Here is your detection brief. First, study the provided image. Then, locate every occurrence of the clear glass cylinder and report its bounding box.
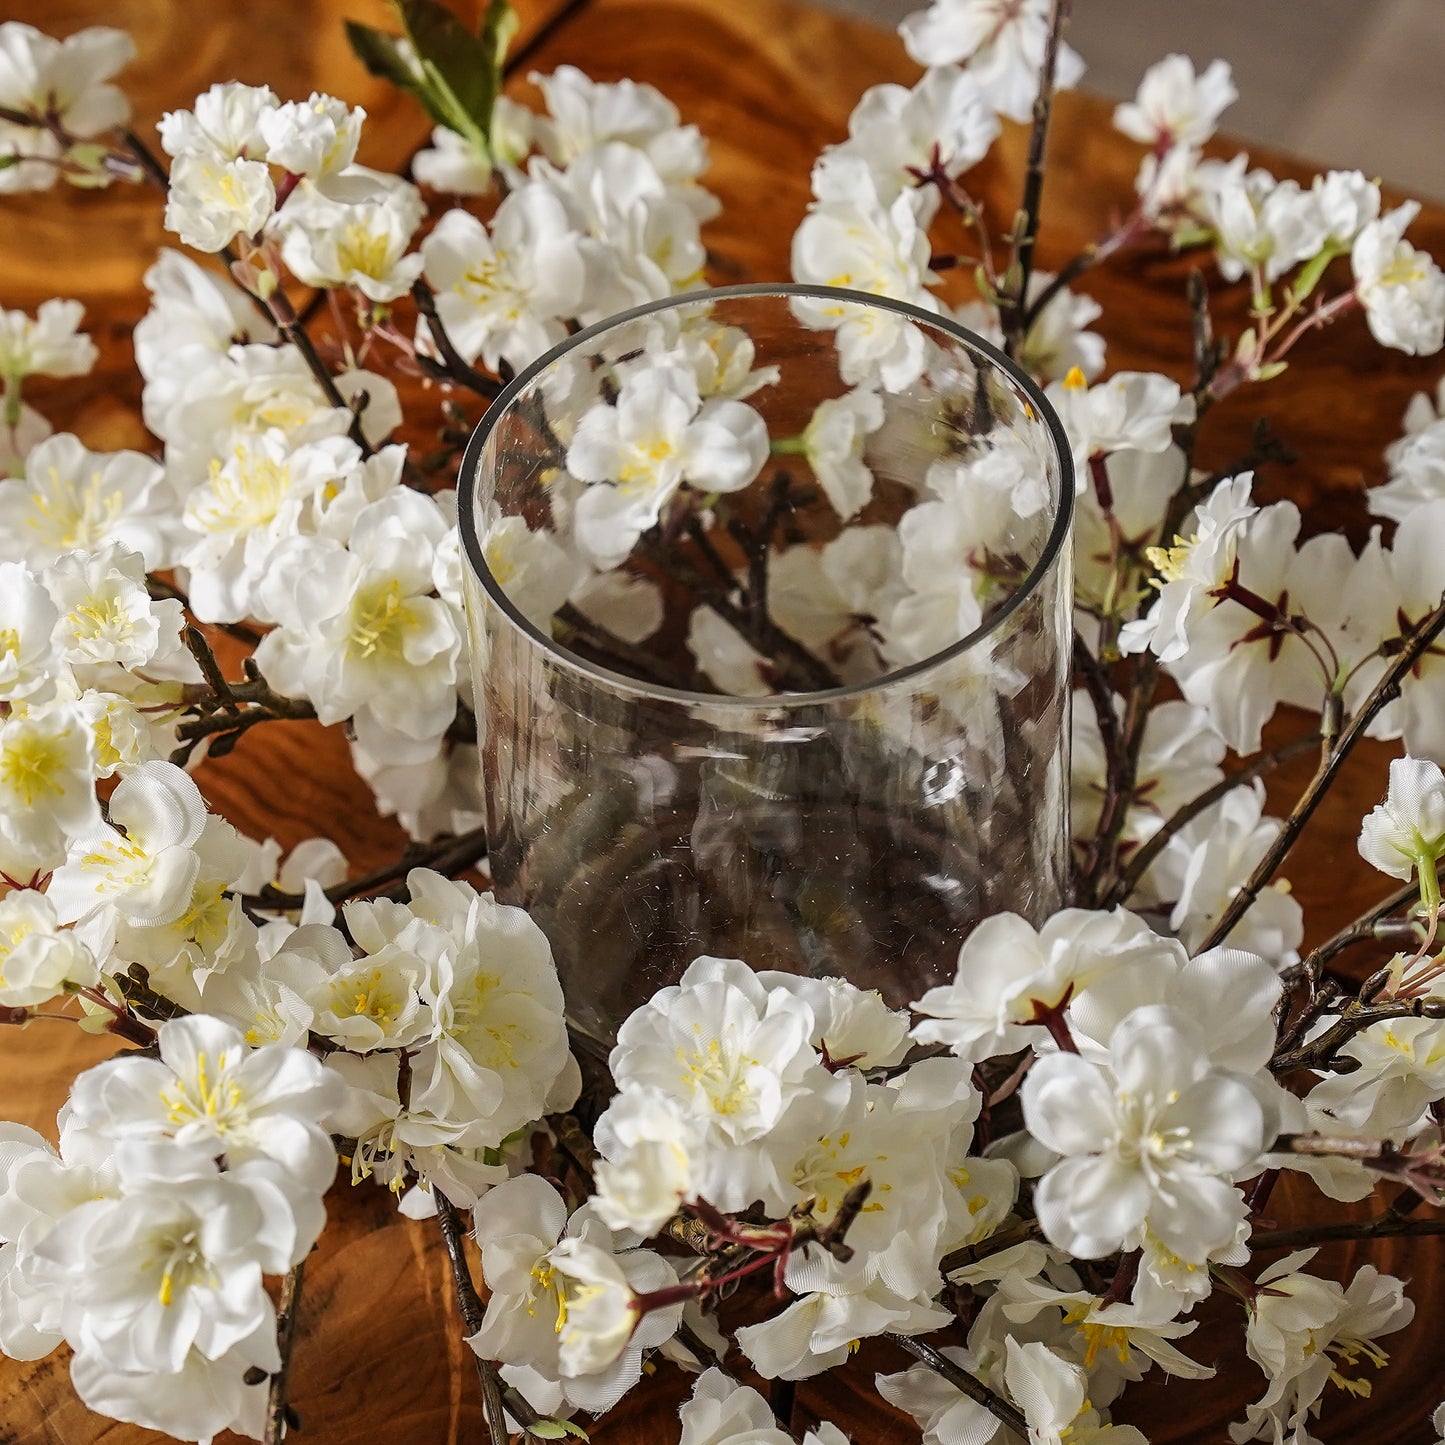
[459,285,1073,1049]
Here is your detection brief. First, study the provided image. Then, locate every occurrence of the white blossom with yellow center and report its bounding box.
[66,1013,342,1194]
[253,487,460,752]
[0,888,97,1007]
[0,701,99,878]
[1118,472,1258,663]
[567,362,768,570]
[468,1177,681,1414]
[0,432,174,570]
[47,759,205,929]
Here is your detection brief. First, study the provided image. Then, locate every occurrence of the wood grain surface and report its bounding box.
[3,0,1443,1441]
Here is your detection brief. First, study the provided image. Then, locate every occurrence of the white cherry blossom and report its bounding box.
[898,0,1085,123]
[1047,367,1193,473]
[0,701,100,880]
[1205,161,1327,285]
[1232,1253,1413,1445]
[68,1014,341,1193]
[799,388,885,519]
[1358,756,1445,892]
[814,65,998,204]
[0,561,63,704]
[1023,1004,1268,1260]
[47,759,206,928]
[254,489,460,749]
[469,1176,681,1414]
[0,890,97,1007]
[1147,782,1304,961]
[913,907,1180,1061]
[791,178,939,391]
[256,93,363,177]
[420,191,592,374]
[0,24,134,191]
[0,431,176,570]
[1352,201,1445,355]
[1118,472,1258,662]
[179,429,361,624]
[531,64,714,215]
[567,363,767,568]
[1313,169,1381,248]
[277,172,425,302]
[0,300,97,384]
[1114,55,1236,150]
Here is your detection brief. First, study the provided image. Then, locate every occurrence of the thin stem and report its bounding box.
[1196,592,1445,952]
[435,1192,510,1445]
[554,602,682,688]
[1251,1214,1445,1252]
[411,279,503,400]
[938,1218,1043,1277]
[885,1333,1028,1438]
[1105,730,1323,906]
[263,1261,305,1445]
[243,824,488,912]
[1272,995,1445,1076]
[1073,632,1124,904]
[1001,0,1073,356]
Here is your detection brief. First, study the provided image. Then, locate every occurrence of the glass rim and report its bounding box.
[457,281,1075,709]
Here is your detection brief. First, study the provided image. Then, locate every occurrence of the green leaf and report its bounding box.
[345,21,426,96]
[397,0,492,148]
[1255,360,1289,382]
[476,0,519,138]
[1289,244,1342,306]
[527,1421,590,1440]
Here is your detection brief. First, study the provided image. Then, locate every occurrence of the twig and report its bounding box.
[412,279,503,400]
[554,602,680,688]
[1271,996,1445,1076]
[1105,730,1323,906]
[937,1218,1043,1277]
[641,537,842,692]
[263,1261,305,1445]
[1073,632,1123,904]
[1250,1214,1445,1252]
[547,1113,599,1185]
[435,1192,510,1445]
[1197,592,1445,952]
[242,824,488,912]
[1000,0,1073,356]
[885,1333,1029,1437]
[1274,881,1420,1053]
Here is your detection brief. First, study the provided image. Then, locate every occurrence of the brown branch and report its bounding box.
[885,1333,1029,1438]
[1250,1214,1445,1253]
[547,1113,599,1185]
[938,1218,1043,1277]
[1105,730,1323,906]
[642,537,842,692]
[242,824,488,912]
[435,1191,510,1445]
[1000,0,1073,356]
[1274,881,1421,1054]
[1073,632,1123,904]
[1197,593,1445,952]
[411,279,503,400]
[1271,995,1445,1076]
[263,1261,305,1445]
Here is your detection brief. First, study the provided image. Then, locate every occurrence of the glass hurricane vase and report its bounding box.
[459,284,1074,1051]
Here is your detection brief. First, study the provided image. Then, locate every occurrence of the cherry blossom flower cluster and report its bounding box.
[7,1,1445,1444]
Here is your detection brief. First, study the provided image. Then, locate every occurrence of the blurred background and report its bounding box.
[814,0,1445,202]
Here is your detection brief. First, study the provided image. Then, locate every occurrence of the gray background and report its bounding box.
[814,0,1445,201]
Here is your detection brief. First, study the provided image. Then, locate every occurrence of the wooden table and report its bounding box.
[5,1,1444,1440]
